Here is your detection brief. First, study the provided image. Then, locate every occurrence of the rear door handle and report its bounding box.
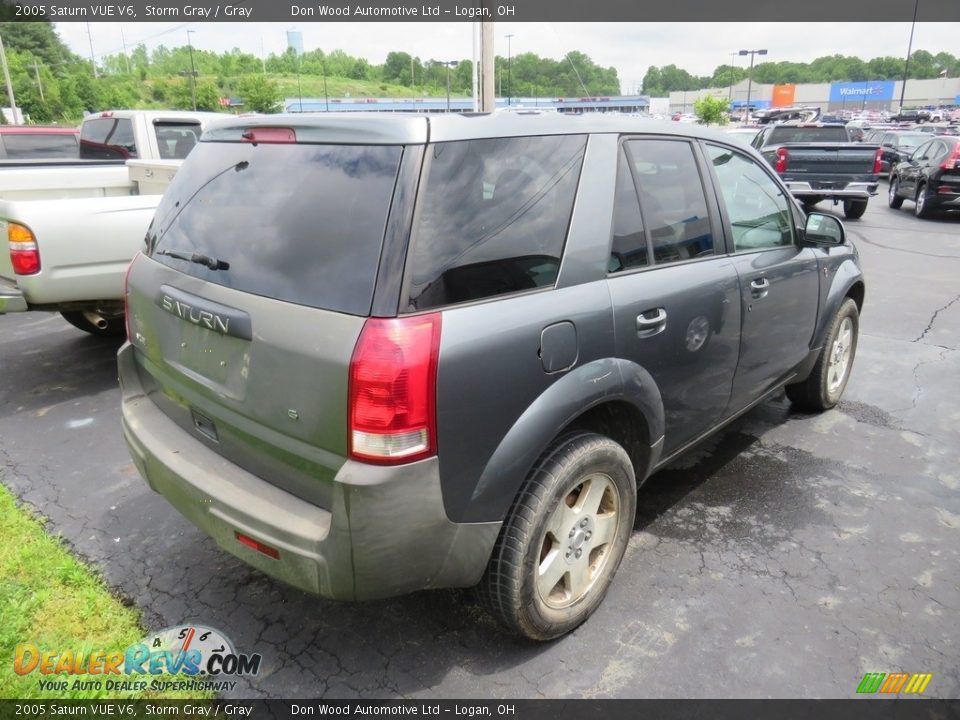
[751,277,770,299]
[636,308,667,338]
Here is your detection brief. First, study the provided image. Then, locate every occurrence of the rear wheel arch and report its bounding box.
[466,358,664,524]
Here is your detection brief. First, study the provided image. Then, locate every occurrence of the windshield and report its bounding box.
[149,141,403,316]
[768,126,849,144]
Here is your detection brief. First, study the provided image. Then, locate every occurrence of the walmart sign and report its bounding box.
[829,81,896,103]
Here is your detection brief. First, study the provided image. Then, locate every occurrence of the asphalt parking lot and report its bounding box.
[1,196,958,699]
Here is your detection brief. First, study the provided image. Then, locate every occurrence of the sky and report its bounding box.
[54,22,960,94]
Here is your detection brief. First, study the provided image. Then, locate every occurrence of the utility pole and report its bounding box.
[505,33,514,107]
[323,63,329,112]
[120,27,131,74]
[31,62,44,103]
[186,30,198,111]
[410,55,415,89]
[86,22,98,78]
[443,60,458,112]
[898,0,919,114]
[479,21,495,112]
[471,23,479,111]
[0,33,19,124]
[728,52,737,102]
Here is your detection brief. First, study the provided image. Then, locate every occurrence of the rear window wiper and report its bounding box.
[156,249,230,271]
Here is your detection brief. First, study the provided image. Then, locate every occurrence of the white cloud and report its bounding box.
[55,21,960,94]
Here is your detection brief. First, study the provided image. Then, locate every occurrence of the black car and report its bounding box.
[895,108,931,123]
[888,135,960,218]
[877,131,929,179]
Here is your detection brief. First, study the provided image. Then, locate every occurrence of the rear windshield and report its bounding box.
[148,141,402,316]
[768,126,849,144]
[893,133,929,149]
[154,121,202,159]
[2,133,78,159]
[80,117,138,159]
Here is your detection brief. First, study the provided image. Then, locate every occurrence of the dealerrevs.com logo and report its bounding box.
[13,625,261,694]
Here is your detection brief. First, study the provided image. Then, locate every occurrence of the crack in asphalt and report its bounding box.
[913,293,960,345]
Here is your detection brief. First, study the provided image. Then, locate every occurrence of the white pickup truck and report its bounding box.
[0,109,225,335]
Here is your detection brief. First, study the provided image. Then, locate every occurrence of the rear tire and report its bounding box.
[888,177,904,209]
[475,432,637,641]
[843,199,868,219]
[915,183,933,219]
[60,311,125,337]
[786,298,859,412]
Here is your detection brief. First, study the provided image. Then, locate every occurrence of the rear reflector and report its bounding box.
[348,313,442,465]
[124,253,138,342]
[235,532,280,559]
[241,127,297,144]
[8,222,40,275]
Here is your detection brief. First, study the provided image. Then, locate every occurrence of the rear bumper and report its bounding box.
[0,276,27,313]
[784,181,878,200]
[118,342,500,600]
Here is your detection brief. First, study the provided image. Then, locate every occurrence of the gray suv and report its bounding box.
[119,114,864,640]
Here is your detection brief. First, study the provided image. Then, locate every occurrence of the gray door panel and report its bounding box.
[608,261,741,453]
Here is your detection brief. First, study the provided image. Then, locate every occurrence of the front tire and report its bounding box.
[915,183,933,218]
[60,311,125,337]
[476,433,637,641]
[888,177,904,209]
[786,298,859,411]
[843,199,868,219]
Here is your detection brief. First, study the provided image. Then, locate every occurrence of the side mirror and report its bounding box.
[804,213,845,246]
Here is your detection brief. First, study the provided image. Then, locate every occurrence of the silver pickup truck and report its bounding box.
[752,123,882,219]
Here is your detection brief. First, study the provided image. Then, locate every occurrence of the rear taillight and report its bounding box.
[348,313,442,465]
[939,144,960,170]
[8,222,40,275]
[775,147,789,173]
[873,148,883,175]
[123,253,137,342]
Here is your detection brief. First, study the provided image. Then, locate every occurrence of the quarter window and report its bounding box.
[625,139,715,264]
[403,134,587,311]
[706,144,794,252]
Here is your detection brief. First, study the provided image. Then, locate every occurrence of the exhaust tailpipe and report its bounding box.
[82,311,109,330]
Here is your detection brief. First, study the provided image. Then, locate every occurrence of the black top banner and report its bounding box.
[2,0,960,22]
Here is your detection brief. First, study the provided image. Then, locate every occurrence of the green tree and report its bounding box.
[694,95,729,125]
[238,74,281,113]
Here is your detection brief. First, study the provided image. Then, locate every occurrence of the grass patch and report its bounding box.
[0,482,213,700]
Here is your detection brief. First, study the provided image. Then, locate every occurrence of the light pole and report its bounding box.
[186,30,198,111]
[443,61,458,112]
[738,48,767,121]
[898,0,919,116]
[505,33,514,107]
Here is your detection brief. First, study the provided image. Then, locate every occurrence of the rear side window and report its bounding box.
[80,117,138,159]
[625,139,715,264]
[768,126,848,144]
[2,133,78,159]
[403,134,587,311]
[149,142,402,316]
